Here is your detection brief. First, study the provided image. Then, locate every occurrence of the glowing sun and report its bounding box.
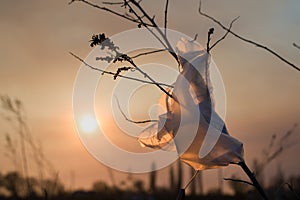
[79,115,98,133]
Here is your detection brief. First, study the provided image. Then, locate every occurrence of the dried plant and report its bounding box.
[69,1,300,200]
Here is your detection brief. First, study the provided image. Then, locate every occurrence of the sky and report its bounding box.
[0,0,300,194]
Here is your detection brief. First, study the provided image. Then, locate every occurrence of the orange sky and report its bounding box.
[0,0,300,193]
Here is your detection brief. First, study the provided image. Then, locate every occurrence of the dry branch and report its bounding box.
[69,0,153,26]
[210,16,239,51]
[293,43,300,50]
[128,0,178,63]
[69,52,173,88]
[122,1,169,50]
[199,1,300,72]
[115,97,158,124]
[164,0,169,36]
[131,49,167,59]
[206,28,214,53]
[224,178,254,186]
[70,0,179,64]
[127,57,174,98]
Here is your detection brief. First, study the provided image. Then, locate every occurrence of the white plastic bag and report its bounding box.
[138,38,243,170]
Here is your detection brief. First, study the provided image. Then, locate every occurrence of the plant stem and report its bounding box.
[184,170,199,190]
[238,161,268,200]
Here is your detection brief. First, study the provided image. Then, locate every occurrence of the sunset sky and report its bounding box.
[0,0,300,193]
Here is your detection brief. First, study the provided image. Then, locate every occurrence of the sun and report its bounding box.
[79,115,98,133]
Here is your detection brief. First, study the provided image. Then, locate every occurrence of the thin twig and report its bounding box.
[199,1,300,72]
[88,33,175,98]
[114,66,132,80]
[124,1,168,50]
[206,28,214,53]
[210,16,240,51]
[192,33,198,42]
[164,0,169,36]
[293,43,300,50]
[102,1,124,5]
[224,178,254,186]
[69,52,173,88]
[89,33,174,99]
[127,58,174,99]
[72,0,180,68]
[131,49,167,59]
[129,0,179,63]
[184,170,199,190]
[69,0,153,26]
[115,97,158,124]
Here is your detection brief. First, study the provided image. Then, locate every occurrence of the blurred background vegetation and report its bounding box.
[0,96,299,200]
